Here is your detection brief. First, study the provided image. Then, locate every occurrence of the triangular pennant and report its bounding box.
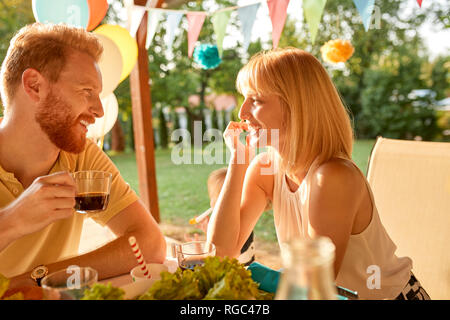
[303,0,327,44]
[165,12,184,51]
[211,9,233,57]
[417,0,423,7]
[237,2,261,52]
[267,0,290,49]
[146,9,163,49]
[186,12,207,58]
[353,0,375,32]
[129,6,146,38]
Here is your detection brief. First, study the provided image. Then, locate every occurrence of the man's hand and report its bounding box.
[3,171,76,240]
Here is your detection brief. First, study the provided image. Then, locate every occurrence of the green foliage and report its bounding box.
[358,65,440,140]
[429,56,450,100]
[158,107,169,148]
[210,108,219,130]
[81,282,125,300]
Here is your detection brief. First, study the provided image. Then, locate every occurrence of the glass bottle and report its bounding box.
[275,236,338,300]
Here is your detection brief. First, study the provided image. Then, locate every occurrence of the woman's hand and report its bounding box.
[223,121,255,165]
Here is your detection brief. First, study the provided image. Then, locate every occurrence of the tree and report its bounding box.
[158,106,168,148]
[276,0,448,140]
[210,107,219,130]
[429,56,450,100]
[0,0,35,114]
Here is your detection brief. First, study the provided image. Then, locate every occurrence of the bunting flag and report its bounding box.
[128,0,402,60]
[186,12,207,58]
[165,12,184,51]
[353,0,375,32]
[237,2,261,52]
[211,9,233,57]
[267,0,290,48]
[145,9,163,49]
[417,0,423,7]
[129,5,146,37]
[303,0,327,44]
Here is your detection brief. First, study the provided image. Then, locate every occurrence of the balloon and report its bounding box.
[87,0,109,31]
[93,24,138,83]
[32,0,89,28]
[94,34,123,99]
[87,93,119,139]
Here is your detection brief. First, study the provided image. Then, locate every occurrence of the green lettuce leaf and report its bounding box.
[81,282,125,300]
[138,256,274,300]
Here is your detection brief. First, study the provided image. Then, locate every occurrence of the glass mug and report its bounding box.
[72,171,112,214]
[174,241,216,271]
[41,266,98,300]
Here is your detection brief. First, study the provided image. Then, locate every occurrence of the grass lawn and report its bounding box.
[108,140,376,242]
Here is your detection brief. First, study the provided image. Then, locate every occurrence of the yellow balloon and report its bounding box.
[94,34,123,99]
[94,24,138,83]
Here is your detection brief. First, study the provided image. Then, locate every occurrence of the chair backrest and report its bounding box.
[367,137,450,299]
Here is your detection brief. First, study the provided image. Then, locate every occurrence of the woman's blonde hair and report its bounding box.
[1,23,103,110]
[236,47,354,175]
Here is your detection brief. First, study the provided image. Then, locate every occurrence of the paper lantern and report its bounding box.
[32,0,89,28]
[320,39,355,64]
[87,0,109,31]
[94,34,123,99]
[93,24,138,83]
[87,93,119,139]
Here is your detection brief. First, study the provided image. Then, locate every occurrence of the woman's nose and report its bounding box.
[238,98,252,120]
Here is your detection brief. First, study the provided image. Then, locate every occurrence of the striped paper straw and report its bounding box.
[128,236,152,279]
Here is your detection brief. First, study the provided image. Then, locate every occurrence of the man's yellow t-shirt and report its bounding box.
[0,139,139,278]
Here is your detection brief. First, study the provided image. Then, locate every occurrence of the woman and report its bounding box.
[206,47,429,300]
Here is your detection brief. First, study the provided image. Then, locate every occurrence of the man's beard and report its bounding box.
[35,89,87,154]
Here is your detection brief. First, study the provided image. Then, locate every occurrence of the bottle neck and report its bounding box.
[285,256,337,300]
[276,237,337,300]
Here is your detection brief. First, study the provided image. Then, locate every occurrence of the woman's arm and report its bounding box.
[207,153,269,258]
[207,122,269,258]
[307,159,366,277]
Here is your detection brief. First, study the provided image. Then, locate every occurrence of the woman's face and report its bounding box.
[238,90,285,150]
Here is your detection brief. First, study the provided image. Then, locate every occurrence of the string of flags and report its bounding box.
[127,0,426,57]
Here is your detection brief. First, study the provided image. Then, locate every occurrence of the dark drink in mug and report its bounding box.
[75,192,110,212]
[72,171,112,214]
[179,259,206,271]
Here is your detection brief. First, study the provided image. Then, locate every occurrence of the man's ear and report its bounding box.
[22,68,49,102]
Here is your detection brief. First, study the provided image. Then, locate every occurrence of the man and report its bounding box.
[0,23,166,288]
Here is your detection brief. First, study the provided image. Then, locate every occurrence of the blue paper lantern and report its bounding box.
[193,44,222,70]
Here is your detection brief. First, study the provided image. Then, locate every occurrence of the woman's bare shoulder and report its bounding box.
[312,158,365,191]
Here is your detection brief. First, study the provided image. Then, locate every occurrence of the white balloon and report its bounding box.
[94,34,123,99]
[87,93,119,139]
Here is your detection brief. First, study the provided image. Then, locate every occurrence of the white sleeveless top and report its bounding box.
[271,154,413,299]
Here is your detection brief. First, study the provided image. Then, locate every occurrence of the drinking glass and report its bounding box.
[72,171,112,213]
[175,241,216,271]
[41,266,98,300]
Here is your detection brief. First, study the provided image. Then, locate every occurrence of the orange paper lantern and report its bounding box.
[87,0,109,31]
[320,39,355,64]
